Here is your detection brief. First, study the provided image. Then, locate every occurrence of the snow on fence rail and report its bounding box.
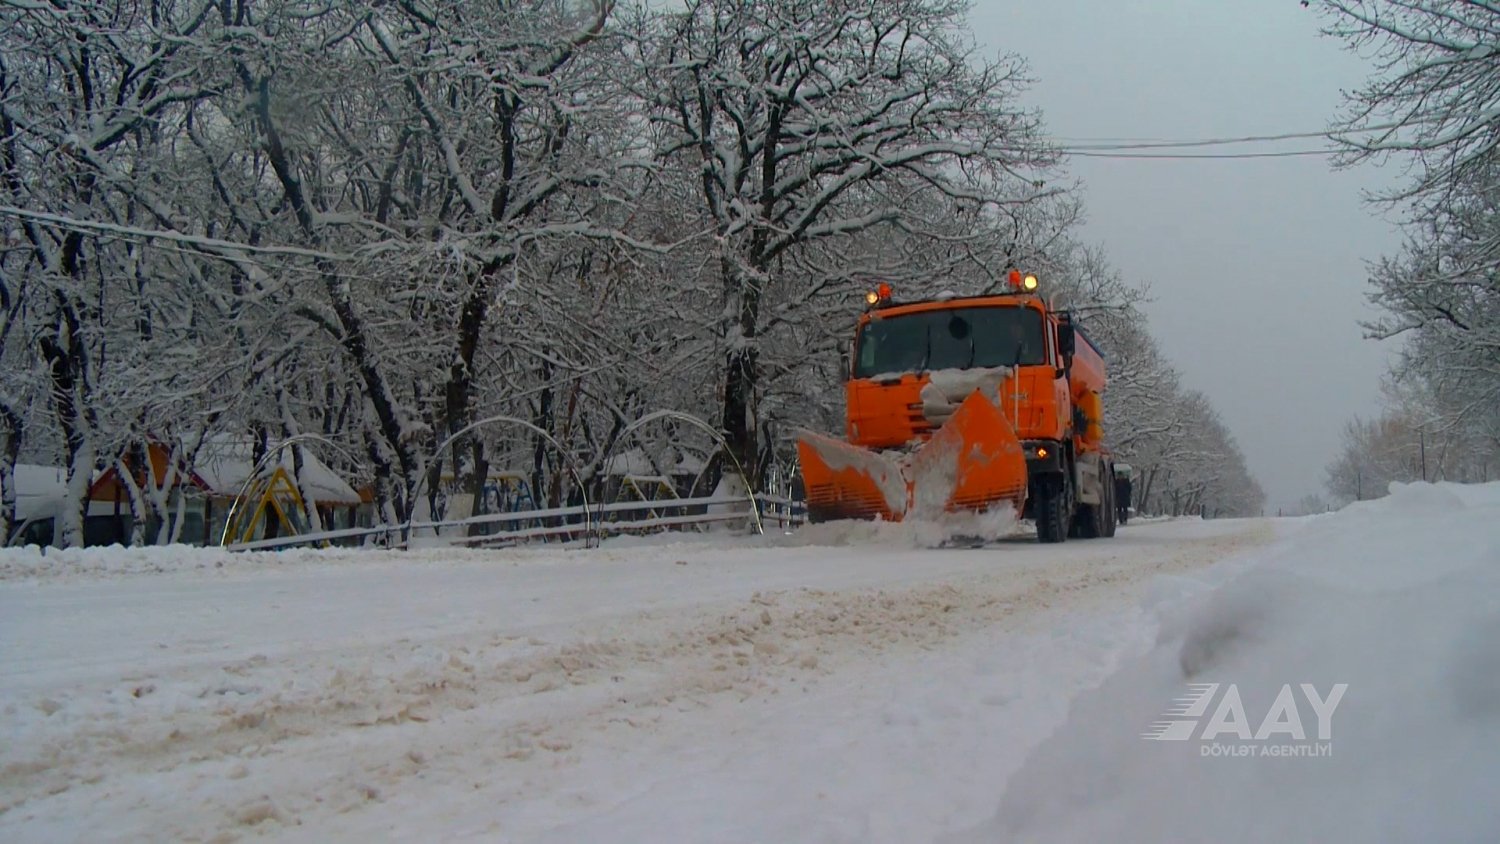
[226,494,806,552]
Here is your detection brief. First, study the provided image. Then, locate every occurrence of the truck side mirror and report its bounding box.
[1057,323,1076,358]
[839,348,851,383]
[1054,318,1076,379]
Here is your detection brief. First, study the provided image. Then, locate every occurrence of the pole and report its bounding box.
[1420,428,1427,482]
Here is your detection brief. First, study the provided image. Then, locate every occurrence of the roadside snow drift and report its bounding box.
[954,481,1500,844]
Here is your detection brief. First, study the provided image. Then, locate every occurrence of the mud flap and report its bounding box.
[797,390,1028,523]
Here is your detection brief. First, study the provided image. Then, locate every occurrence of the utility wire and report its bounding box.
[0,120,1393,261]
[1049,118,1413,150]
[0,205,355,261]
[1061,148,1334,160]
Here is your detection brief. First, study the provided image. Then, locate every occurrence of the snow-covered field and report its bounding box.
[3,484,1496,842]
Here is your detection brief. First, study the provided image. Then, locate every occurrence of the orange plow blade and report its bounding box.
[797,390,1029,523]
[797,431,908,522]
[910,389,1028,517]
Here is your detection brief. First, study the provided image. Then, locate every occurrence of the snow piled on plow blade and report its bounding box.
[914,385,1027,514]
[795,431,909,520]
[797,383,1027,525]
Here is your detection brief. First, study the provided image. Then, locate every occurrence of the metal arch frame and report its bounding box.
[218,432,366,548]
[599,409,764,536]
[403,414,597,548]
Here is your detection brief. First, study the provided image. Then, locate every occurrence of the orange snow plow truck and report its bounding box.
[796,271,1118,542]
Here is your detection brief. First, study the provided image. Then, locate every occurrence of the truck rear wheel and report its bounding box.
[1035,478,1070,544]
[1073,499,1108,539]
[1069,454,1110,539]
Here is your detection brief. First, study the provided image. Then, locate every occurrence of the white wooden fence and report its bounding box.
[226,493,806,552]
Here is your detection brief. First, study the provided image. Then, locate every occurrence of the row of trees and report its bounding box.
[0,0,1262,547]
[1325,383,1500,503]
[1053,246,1263,518]
[1315,0,1500,503]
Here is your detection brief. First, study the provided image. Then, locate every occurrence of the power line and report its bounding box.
[1049,118,1415,151]
[0,205,452,291]
[0,205,356,261]
[1061,132,1335,150]
[0,125,1368,269]
[1061,148,1334,160]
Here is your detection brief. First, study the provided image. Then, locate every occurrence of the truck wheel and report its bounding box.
[1077,497,1108,539]
[1073,503,1097,538]
[1036,480,1070,544]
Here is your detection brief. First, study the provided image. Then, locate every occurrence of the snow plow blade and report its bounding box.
[915,388,1028,515]
[798,390,1028,523]
[797,431,907,522]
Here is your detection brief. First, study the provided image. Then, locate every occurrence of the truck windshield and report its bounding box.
[854,305,1046,378]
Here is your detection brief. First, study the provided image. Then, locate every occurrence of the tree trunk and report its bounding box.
[291,442,324,535]
[40,290,95,549]
[720,258,765,490]
[444,259,505,523]
[117,448,149,547]
[281,389,323,535]
[247,70,418,517]
[57,440,95,549]
[151,444,185,546]
[534,357,558,508]
[0,404,19,545]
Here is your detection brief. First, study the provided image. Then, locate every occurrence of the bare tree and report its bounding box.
[1317,0,1500,456]
[633,0,1058,483]
[0,0,1268,545]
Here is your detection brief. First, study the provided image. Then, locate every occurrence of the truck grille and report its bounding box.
[906,402,931,433]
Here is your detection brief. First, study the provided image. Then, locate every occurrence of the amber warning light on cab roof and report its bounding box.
[866,272,1038,308]
[1007,269,1039,292]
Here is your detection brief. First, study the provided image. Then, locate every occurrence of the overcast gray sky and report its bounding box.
[968,0,1404,513]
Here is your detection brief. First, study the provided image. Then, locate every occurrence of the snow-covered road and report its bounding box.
[1,517,1272,842]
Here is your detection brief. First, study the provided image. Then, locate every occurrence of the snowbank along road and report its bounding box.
[1,516,1273,842]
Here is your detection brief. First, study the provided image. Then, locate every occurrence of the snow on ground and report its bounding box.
[1,514,1269,842]
[17,483,1494,843]
[10,484,1495,844]
[953,481,1500,844]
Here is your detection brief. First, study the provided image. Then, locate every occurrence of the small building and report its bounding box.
[6,464,68,546]
[87,437,362,546]
[603,448,711,500]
